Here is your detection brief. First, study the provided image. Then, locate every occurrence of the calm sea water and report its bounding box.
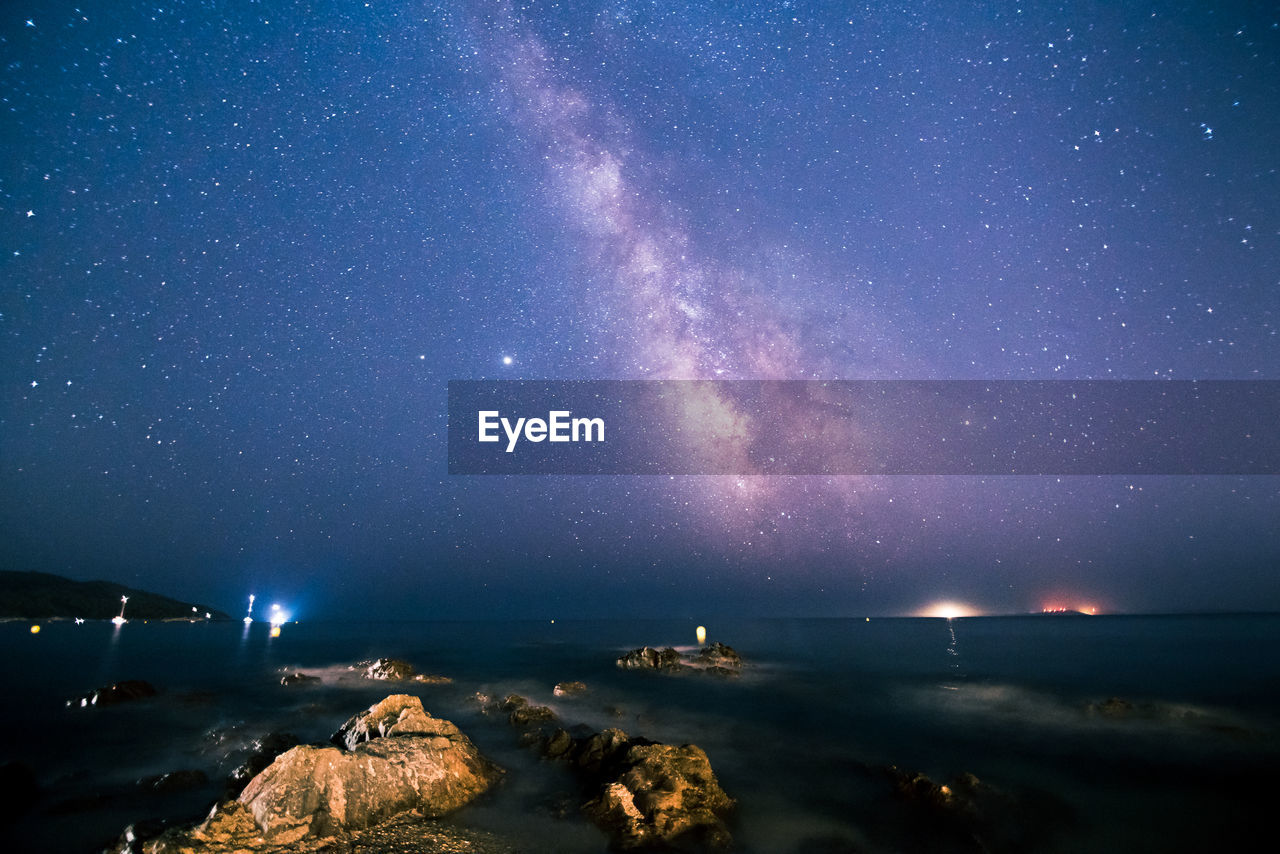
[1,615,1276,852]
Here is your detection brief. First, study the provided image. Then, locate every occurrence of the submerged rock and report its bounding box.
[279,671,319,687]
[554,680,589,697]
[66,679,157,708]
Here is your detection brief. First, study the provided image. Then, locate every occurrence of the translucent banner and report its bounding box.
[447,380,1280,475]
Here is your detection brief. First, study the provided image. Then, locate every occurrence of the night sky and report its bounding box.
[3,2,1278,619]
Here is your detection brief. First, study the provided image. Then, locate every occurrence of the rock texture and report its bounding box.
[582,741,734,849]
[112,696,503,853]
[237,735,500,843]
[355,658,417,681]
[332,693,461,750]
[502,709,734,850]
[349,658,452,684]
[279,671,319,687]
[553,680,589,697]
[616,643,743,676]
[616,646,685,671]
[225,732,301,797]
[112,803,518,854]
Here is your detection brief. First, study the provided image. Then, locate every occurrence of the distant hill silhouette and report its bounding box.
[0,571,230,620]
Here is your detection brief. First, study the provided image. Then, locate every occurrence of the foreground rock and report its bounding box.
[582,739,734,849]
[66,679,158,708]
[113,805,518,853]
[114,696,503,852]
[616,643,743,676]
[225,732,301,797]
[495,700,734,850]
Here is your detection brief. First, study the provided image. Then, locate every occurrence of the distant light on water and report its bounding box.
[920,601,978,619]
[270,625,282,638]
[269,603,291,627]
[29,625,40,634]
[696,625,707,644]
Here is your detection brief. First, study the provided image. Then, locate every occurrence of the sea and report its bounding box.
[1,615,1276,853]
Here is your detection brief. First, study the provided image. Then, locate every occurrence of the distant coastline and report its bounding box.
[0,570,230,621]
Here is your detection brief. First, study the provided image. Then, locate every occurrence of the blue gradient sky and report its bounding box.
[3,2,1278,618]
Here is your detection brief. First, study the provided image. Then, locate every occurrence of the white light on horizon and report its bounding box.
[920,601,978,620]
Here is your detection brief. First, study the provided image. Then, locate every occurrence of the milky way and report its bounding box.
[2,2,1278,617]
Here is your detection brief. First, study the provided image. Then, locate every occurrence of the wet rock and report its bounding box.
[695,642,742,670]
[66,679,157,708]
[354,657,417,681]
[332,694,461,751]
[238,731,502,842]
[412,673,453,684]
[226,732,301,797]
[280,671,319,687]
[616,643,744,675]
[554,680,589,697]
[486,693,558,729]
[139,769,209,794]
[582,740,734,849]
[543,728,575,759]
[115,803,519,853]
[616,646,685,671]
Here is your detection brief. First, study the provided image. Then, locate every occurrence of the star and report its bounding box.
[30,380,38,388]
[26,210,35,217]
[25,20,35,28]
[502,355,513,366]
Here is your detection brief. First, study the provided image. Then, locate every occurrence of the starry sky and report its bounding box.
[3,1,1278,619]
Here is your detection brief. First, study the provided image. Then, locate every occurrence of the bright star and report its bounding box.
[26,20,35,28]
[26,210,34,217]
[30,380,38,388]
[502,355,513,366]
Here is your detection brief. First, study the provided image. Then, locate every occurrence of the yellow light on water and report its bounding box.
[696,625,707,644]
[270,626,282,638]
[30,625,40,634]
[920,601,977,619]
